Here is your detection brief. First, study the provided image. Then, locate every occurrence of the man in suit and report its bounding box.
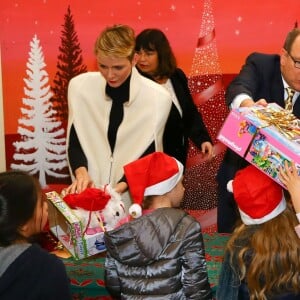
[217,27,300,233]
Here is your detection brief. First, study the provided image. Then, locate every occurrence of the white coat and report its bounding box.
[67,67,172,208]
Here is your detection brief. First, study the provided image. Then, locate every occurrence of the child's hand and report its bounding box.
[279,161,300,213]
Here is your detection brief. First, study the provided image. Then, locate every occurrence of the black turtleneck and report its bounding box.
[106,74,131,153]
[67,75,131,174]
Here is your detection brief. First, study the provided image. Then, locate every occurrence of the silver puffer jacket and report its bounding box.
[104,207,212,299]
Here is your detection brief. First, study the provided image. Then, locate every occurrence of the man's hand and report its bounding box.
[240,98,268,107]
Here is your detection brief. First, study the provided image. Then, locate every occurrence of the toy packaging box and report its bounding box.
[46,191,106,260]
[217,103,300,188]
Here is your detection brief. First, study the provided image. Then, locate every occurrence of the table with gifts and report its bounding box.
[45,180,229,299]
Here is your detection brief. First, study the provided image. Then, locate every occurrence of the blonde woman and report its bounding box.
[65,25,172,209]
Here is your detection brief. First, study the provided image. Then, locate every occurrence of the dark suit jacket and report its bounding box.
[164,68,212,165]
[223,52,300,169]
[217,52,300,232]
[226,52,300,116]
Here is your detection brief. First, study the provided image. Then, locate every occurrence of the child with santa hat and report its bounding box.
[217,165,300,300]
[104,151,212,299]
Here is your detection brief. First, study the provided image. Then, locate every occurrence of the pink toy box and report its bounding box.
[217,103,300,188]
[46,191,106,260]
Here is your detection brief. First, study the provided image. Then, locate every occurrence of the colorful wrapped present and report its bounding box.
[46,191,106,260]
[217,103,300,188]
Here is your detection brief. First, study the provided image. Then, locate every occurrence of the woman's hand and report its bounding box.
[201,141,214,160]
[62,167,94,195]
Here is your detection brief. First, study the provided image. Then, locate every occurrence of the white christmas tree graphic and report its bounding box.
[11,34,68,187]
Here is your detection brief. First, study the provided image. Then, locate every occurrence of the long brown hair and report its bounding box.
[226,202,300,299]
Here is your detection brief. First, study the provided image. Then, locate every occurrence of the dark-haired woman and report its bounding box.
[135,28,213,166]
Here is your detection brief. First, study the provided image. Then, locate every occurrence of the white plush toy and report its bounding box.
[63,185,128,234]
[101,185,127,231]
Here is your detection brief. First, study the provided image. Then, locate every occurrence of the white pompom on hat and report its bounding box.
[228,165,286,225]
[124,152,184,218]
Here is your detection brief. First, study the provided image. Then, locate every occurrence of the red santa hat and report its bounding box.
[227,165,286,225]
[124,152,184,218]
[63,187,111,211]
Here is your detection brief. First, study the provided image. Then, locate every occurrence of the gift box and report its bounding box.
[46,191,106,260]
[217,103,300,188]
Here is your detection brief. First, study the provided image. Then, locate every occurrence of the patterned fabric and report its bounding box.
[186,209,217,233]
[61,232,229,300]
[285,87,295,111]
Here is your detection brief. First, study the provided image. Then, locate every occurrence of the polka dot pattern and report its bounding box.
[181,0,229,210]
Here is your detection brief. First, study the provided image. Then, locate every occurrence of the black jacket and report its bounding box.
[0,243,71,300]
[226,52,300,113]
[164,68,212,165]
[223,52,300,168]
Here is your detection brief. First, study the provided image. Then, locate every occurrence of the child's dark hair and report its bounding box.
[142,195,153,209]
[0,170,41,246]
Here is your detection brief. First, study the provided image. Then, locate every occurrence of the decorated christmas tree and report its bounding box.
[183,0,229,212]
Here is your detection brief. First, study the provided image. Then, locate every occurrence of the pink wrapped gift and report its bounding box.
[217,103,300,188]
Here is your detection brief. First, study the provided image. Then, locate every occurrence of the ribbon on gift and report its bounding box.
[253,107,300,140]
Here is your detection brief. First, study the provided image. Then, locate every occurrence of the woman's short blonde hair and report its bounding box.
[94,24,135,60]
